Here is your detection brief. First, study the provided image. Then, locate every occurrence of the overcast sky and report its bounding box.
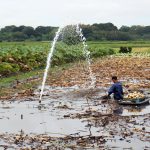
[0,0,150,28]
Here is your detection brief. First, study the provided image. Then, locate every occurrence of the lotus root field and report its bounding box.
[0,53,149,149]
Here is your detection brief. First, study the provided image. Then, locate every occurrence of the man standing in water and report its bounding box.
[108,76,123,100]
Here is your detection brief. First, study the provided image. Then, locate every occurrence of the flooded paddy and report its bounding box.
[0,86,149,149]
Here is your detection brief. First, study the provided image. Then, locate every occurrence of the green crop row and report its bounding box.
[0,42,115,76]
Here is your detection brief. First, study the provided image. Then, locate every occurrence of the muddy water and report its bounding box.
[0,101,87,136]
[0,86,149,149]
[0,87,106,136]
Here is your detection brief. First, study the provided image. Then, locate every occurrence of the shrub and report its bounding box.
[90,47,115,57]
[119,47,132,53]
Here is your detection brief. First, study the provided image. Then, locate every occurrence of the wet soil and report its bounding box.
[0,86,149,150]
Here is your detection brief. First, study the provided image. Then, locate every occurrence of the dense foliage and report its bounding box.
[0,42,114,76]
[1,23,150,41]
[0,25,57,42]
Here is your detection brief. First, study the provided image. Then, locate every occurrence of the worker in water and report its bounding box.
[108,76,124,100]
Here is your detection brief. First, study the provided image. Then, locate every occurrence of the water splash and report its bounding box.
[39,25,96,101]
[39,28,62,101]
[76,24,96,88]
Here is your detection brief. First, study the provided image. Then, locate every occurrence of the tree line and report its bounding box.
[0,23,150,41]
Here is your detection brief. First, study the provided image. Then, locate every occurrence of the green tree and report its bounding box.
[22,26,35,38]
[61,25,80,45]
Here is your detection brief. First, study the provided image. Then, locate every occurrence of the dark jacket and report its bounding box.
[108,82,123,100]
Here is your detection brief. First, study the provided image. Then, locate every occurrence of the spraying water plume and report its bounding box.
[39,25,96,102]
[76,24,96,87]
[39,28,62,102]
